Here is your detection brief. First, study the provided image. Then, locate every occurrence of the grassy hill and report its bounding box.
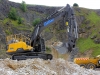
[75,7,100,57]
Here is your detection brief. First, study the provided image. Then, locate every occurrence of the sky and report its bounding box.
[9,0,100,9]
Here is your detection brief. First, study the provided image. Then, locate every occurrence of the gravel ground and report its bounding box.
[0,58,100,75]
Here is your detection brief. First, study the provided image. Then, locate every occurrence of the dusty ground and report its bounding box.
[0,58,100,75]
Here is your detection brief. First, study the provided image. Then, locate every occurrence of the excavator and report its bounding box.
[6,4,78,60]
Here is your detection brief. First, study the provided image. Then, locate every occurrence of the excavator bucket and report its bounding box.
[53,42,69,54]
[53,42,78,61]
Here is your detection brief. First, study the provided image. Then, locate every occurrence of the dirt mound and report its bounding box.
[0,58,100,75]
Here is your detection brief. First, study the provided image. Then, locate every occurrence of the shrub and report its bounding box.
[8,7,17,20]
[18,17,23,24]
[21,1,27,12]
[46,46,51,53]
[32,18,41,26]
[73,3,79,7]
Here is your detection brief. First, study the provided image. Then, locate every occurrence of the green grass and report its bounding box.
[75,10,100,57]
[74,7,88,16]
[3,18,31,31]
[3,18,10,24]
[56,30,66,33]
[3,18,23,26]
[92,47,100,57]
[18,27,30,31]
[45,28,50,32]
[87,11,100,25]
[5,30,12,35]
[12,20,23,27]
[77,38,100,55]
[85,11,100,38]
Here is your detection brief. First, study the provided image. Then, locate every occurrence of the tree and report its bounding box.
[8,7,17,20]
[21,1,27,12]
[32,18,41,26]
[73,3,79,7]
[18,17,23,24]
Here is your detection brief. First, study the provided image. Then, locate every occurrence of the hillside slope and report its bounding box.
[75,7,100,57]
[0,0,100,58]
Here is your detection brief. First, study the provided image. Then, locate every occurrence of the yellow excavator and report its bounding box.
[6,34,32,53]
[6,4,78,60]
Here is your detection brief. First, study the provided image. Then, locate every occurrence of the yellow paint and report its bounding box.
[66,22,68,26]
[7,41,33,53]
[74,57,100,66]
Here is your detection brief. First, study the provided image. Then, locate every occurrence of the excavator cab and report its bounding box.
[6,34,33,55]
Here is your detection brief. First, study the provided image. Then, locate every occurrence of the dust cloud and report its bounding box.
[0,58,100,75]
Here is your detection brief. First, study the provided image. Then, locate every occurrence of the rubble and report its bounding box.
[0,58,100,75]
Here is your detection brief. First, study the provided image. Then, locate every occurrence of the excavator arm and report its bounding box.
[31,4,78,53]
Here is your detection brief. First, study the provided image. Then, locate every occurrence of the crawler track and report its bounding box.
[11,52,53,60]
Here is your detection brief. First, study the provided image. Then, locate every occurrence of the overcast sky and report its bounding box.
[9,0,100,9]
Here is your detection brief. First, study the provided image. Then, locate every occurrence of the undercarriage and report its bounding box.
[11,52,53,60]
